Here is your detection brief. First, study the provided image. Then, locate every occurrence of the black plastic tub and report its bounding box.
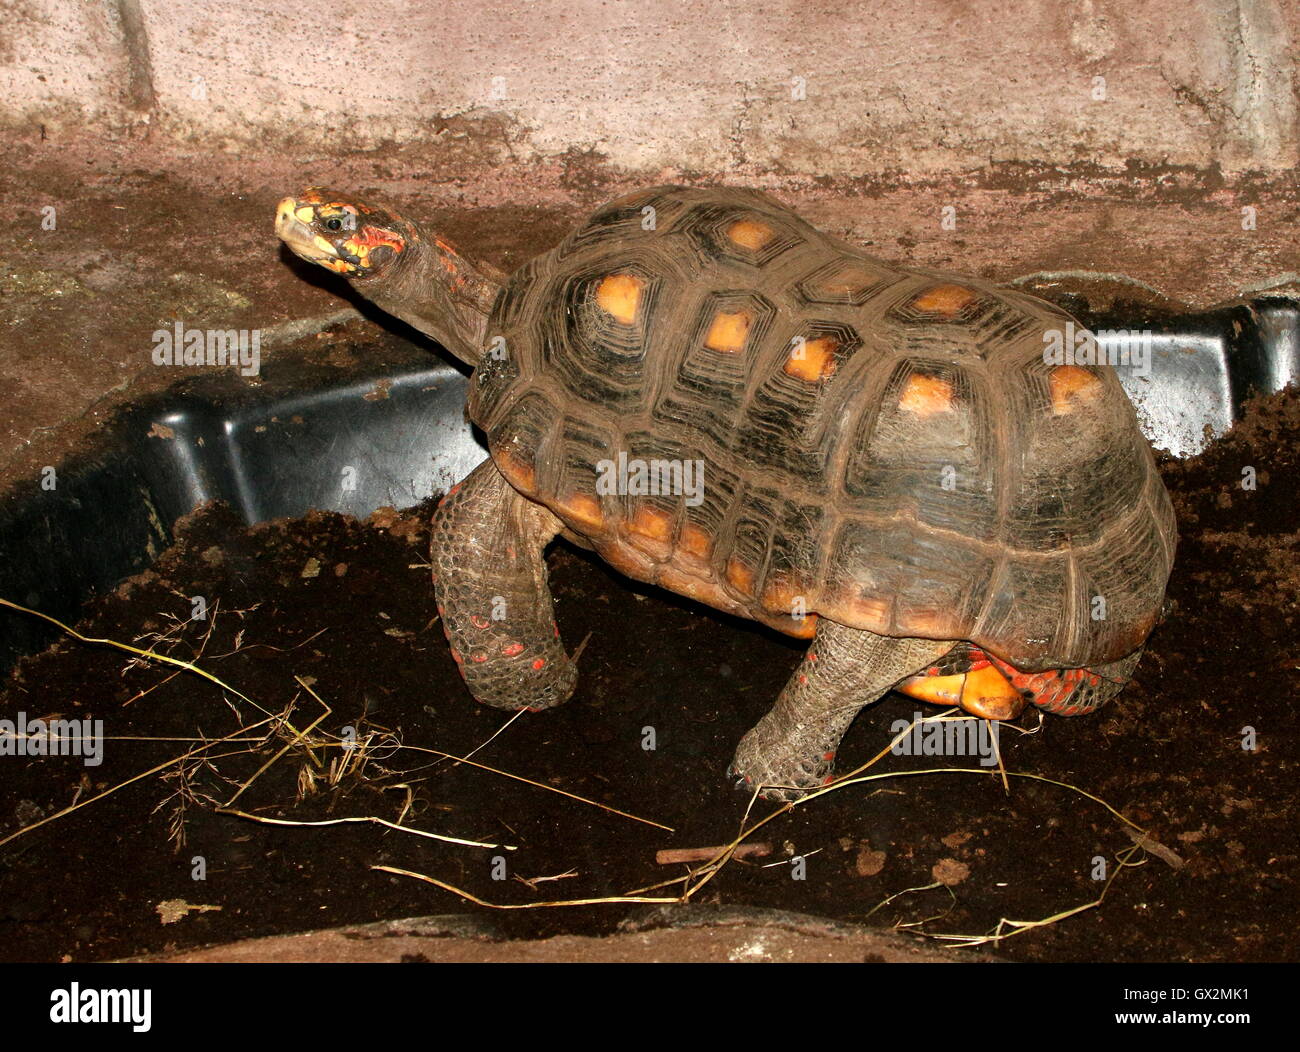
[1,297,1296,675]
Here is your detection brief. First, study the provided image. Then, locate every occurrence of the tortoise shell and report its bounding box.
[468,186,1175,671]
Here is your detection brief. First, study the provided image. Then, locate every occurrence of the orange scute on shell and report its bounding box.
[726,558,756,595]
[678,523,714,562]
[783,336,839,382]
[911,284,977,316]
[704,310,753,353]
[558,492,605,531]
[1050,365,1103,414]
[726,218,775,251]
[898,374,955,416]
[626,505,674,542]
[595,274,645,325]
[495,449,536,492]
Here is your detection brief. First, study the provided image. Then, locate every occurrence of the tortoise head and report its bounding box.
[275,187,412,281]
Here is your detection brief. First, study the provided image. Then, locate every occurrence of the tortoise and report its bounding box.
[275,184,1176,801]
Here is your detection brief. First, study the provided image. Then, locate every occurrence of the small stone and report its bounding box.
[932,858,970,886]
[854,842,887,877]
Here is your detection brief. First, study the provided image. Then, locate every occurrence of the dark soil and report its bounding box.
[1,388,1296,963]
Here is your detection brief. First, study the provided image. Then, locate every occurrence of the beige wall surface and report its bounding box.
[1,0,1297,173]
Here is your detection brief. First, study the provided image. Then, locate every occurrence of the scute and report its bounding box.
[468,186,1176,668]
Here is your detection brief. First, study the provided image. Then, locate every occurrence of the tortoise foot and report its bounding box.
[727,733,834,803]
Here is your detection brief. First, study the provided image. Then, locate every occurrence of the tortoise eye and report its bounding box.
[324,217,344,232]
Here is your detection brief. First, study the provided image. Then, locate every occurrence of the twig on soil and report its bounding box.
[656,843,771,865]
[0,713,280,849]
[863,881,947,921]
[1124,828,1185,869]
[388,710,1156,919]
[0,601,522,856]
[373,866,678,908]
[219,809,512,850]
[398,743,673,831]
[220,675,331,807]
[514,869,579,890]
[918,841,1149,947]
[0,597,263,712]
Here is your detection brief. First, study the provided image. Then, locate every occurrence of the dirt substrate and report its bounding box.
[0,388,1296,964]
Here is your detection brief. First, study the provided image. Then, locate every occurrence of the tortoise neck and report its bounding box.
[356,226,504,369]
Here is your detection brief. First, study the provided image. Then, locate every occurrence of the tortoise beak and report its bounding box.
[275,197,348,270]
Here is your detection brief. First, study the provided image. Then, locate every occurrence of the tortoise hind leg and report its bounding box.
[431,459,577,710]
[730,622,956,802]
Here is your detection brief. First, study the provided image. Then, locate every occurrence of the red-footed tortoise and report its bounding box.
[275,185,1176,801]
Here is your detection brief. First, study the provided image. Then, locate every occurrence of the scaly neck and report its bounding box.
[355,229,504,369]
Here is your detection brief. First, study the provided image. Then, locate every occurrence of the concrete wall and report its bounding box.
[1,0,1297,174]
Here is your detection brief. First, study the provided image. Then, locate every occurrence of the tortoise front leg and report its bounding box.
[731,622,956,802]
[431,459,577,710]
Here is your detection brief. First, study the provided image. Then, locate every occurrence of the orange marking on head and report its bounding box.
[911,284,977,316]
[558,492,605,531]
[595,274,645,325]
[783,336,839,382]
[726,218,775,251]
[1050,366,1103,414]
[726,557,756,595]
[355,225,406,255]
[898,374,955,416]
[627,505,674,543]
[704,310,753,353]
